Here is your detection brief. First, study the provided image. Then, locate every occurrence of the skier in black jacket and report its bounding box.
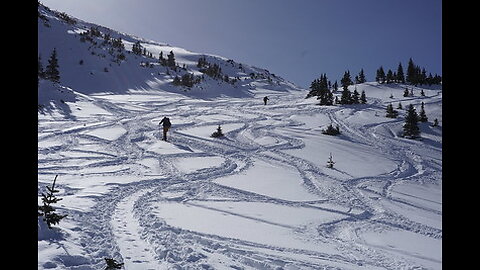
[263,96,269,105]
[159,117,171,141]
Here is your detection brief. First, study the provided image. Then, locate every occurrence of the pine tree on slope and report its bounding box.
[45,48,60,83]
[403,104,421,138]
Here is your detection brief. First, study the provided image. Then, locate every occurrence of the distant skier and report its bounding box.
[159,116,171,141]
[263,96,269,105]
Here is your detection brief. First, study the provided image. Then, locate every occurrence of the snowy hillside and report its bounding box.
[38,4,442,270]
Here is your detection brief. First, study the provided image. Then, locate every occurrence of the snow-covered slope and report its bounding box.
[38,4,442,270]
[38,3,298,104]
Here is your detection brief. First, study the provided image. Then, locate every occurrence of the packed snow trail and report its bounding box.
[38,85,441,269]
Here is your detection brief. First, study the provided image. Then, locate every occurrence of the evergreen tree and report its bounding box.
[132,41,142,55]
[351,88,360,104]
[403,87,410,97]
[340,70,353,89]
[418,102,428,122]
[376,66,386,83]
[358,68,366,83]
[397,102,403,110]
[386,69,394,84]
[385,103,399,118]
[45,48,60,83]
[340,87,352,105]
[406,58,417,85]
[308,74,333,105]
[360,90,367,104]
[332,80,338,92]
[167,50,176,68]
[38,175,67,229]
[211,125,224,138]
[403,104,421,138]
[396,62,405,83]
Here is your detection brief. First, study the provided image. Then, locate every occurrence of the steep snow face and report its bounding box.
[38,4,300,99]
[38,4,442,270]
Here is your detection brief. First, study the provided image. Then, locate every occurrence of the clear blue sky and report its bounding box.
[40,0,442,88]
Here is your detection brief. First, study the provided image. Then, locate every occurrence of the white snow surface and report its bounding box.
[38,4,442,270]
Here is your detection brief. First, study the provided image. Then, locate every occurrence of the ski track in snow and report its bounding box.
[38,89,442,269]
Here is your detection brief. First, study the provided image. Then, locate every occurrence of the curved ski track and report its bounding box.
[38,91,442,269]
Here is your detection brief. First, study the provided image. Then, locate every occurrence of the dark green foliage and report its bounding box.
[322,124,341,136]
[351,89,360,104]
[172,75,181,86]
[385,104,398,118]
[340,87,352,105]
[38,175,67,229]
[307,74,333,105]
[132,41,142,55]
[340,70,353,90]
[386,69,394,84]
[403,104,421,138]
[167,50,176,68]
[376,66,386,83]
[357,69,366,83]
[396,62,405,83]
[360,90,367,104]
[211,125,224,138]
[45,48,60,83]
[197,56,208,68]
[104,258,124,269]
[418,102,428,122]
[403,88,410,97]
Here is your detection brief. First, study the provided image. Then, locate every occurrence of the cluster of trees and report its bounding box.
[307,71,367,105]
[172,73,201,88]
[197,56,240,85]
[386,101,431,139]
[197,56,223,79]
[339,71,367,105]
[158,51,177,69]
[376,58,441,86]
[38,48,60,83]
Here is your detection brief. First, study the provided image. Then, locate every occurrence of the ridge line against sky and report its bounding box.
[39,0,442,89]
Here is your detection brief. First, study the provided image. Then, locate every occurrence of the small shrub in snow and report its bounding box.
[322,124,341,136]
[385,104,398,118]
[38,175,67,229]
[326,153,335,169]
[211,125,224,138]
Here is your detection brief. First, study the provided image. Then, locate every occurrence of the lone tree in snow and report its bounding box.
[322,124,341,136]
[45,48,60,83]
[418,102,428,122]
[326,153,335,169]
[402,104,421,139]
[385,104,399,118]
[211,125,224,138]
[38,175,67,229]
